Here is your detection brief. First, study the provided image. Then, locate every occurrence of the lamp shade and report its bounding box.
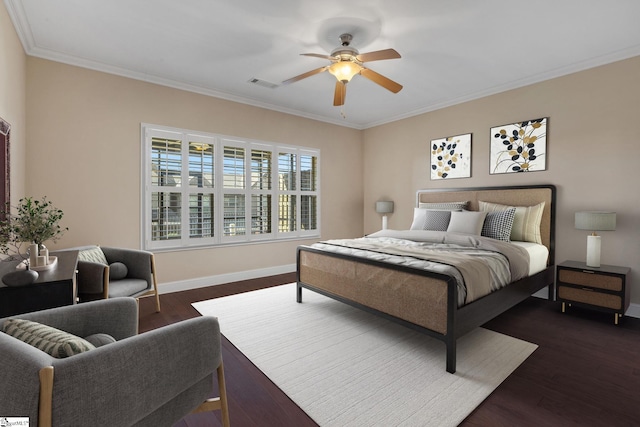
[328,61,362,83]
[575,211,616,231]
[376,201,394,214]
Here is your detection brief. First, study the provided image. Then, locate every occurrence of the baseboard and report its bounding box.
[532,286,640,319]
[158,263,296,294]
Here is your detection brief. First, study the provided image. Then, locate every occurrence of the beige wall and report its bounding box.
[25,58,363,284]
[364,56,640,304]
[7,2,640,304]
[0,1,26,202]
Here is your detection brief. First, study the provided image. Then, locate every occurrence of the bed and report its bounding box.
[296,185,556,373]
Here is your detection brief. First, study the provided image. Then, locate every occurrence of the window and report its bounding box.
[142,124,320,250]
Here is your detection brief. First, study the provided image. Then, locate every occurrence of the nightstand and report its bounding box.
[556,260,630,324]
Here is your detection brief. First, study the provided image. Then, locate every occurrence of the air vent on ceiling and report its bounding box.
[248,78,279,89]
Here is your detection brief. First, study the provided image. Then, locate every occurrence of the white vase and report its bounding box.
[28,243,39,267]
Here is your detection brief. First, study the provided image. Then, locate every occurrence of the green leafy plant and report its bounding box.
[0,197,68,260]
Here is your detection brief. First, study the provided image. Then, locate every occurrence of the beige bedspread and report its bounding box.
[312,230,530,304]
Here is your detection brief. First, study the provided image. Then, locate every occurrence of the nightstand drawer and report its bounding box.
[558,269,622,291]
[558,286,622,310]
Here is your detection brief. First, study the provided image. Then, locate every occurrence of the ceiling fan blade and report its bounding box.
[282,66,328,85]
[356,48,401,63]
[360,68,403,93]
[301,53,334,60]
[333,81,346,106]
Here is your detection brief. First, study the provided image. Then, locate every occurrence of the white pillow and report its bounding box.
[410,208,426,230]
[447,211,487,235]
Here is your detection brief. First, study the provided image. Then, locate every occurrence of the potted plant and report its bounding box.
[0,196,68,263]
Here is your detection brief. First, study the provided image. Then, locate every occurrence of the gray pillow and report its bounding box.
[421,210,452,231]
[84,333,117,347]
[109,262,128,280]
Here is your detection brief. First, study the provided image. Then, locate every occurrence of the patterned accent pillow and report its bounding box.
[447,211,487,235]
[481,207,516,241]
[78,246,108,265]
[479,201,545,244]
[410,208,455,231]
[2,319,96,358]
[419,201,469,211]
[422,210,452,231]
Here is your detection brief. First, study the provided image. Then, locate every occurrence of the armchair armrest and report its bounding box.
[1,297,139,341]
[0,333,54,423]
[49,316,221,426]
[77,260,108,295]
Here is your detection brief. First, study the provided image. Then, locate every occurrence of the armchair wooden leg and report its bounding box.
[217,362,230,427]
[191,362,230,427]
[150,254,161,312]
[38,366,54,427]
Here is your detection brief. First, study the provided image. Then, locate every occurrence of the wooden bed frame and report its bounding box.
[296,184,556,373]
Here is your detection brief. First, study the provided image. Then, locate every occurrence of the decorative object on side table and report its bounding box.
[574,211,616,268]
[2,268,39,287]
[0,196,68,278]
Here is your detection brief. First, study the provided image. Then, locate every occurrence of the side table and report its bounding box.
[0,250,79,317]
[556,260,630,324]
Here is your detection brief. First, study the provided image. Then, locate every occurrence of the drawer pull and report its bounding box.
[581,287,594,291]
[581,270,594,274]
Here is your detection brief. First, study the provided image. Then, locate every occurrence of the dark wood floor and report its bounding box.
[138,274,640,427]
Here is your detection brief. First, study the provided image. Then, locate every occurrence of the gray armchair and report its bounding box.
[0,298,230,427]
[71,245,161,312]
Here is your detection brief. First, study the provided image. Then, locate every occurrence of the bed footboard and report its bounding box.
[297,246,455,334]
[297,246,460,372]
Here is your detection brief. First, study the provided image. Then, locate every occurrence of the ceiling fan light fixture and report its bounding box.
[328,61,362,83]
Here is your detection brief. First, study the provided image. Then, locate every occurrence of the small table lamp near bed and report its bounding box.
[575,211,616,268]
[376,201,394,230]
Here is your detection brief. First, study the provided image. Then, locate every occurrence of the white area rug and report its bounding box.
[193,283,537,427]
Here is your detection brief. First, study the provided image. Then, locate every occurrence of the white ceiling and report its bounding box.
[6,0,640,129]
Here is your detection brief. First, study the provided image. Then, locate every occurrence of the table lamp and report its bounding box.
[376,201,394,230]
[575,211,616,268]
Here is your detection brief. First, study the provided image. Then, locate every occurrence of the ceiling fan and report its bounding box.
[282,33,403,106]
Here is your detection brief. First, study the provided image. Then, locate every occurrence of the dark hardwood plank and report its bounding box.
[460,299,640,427]
[138,275,640,427]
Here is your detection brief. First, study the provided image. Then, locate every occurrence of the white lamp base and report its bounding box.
[382,215,388,230]
[586,234,601,268]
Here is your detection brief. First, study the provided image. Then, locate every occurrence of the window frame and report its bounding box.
[141,123,320,251]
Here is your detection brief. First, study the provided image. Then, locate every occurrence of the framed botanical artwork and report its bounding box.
[490,117,547,174]
[430,133,471,180]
